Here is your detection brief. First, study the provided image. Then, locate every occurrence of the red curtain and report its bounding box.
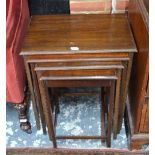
[6,0,30,103]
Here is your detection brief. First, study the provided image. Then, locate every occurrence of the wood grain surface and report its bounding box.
[21,14,136,54]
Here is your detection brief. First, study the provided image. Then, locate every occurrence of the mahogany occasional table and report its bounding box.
[20,14,137,145]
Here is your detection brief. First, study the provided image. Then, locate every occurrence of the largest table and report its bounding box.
[20,14,137,139]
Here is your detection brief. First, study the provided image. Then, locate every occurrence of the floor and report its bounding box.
[6,88,147,150]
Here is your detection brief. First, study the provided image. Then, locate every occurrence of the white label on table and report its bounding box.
[70,46,79,51]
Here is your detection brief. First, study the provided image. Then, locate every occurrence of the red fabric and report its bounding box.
[6,0,30,103]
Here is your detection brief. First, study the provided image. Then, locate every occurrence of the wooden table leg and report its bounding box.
[117,61,128,134]
[54,89,60,127]
[104,86,109,136]
[101,87,106,144]
[50,88,60,127]
[24,61,40,130]
[38,79,57,148]
[106,81,115,147]
[113,69,122,139]
[31,64,47,134]
[105,87,109,115]
[117,53,134,134]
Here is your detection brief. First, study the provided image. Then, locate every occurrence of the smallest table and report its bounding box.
[35,67,117,148]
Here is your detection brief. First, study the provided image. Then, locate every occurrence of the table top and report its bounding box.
[21,14,137,55]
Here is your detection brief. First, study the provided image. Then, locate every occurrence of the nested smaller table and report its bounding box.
[27,56,130,138]
[36,72,116,148]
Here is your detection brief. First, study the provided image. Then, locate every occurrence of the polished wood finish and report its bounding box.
[24,61,40,130]
[107,82,115,147]
[35,65,123,145]
[128,0,149,134]
[20,14,136,145]
[31,64,47,134]
[56,136,106,140]
[125,97,149,150]
[127,0,149,150]
[21,14,136,54]
[101,87,106,144]
[35,60,123,67]
[38,79,57,148]
[28,56,130,136]
[28,58,125,136]
[36,68,116,147]
[36,69,116,77]
[25,53,130,60]
[117,53,134,135]
[113,69,122,138]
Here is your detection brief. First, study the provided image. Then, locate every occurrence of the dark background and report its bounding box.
[28,0,70,15]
